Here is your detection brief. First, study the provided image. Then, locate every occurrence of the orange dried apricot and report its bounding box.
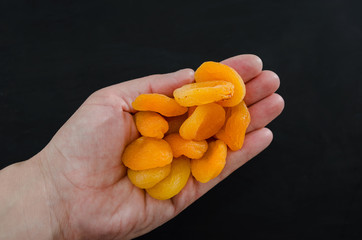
[195,61,246,107]
[165,113,188,135]
[122,136,173,170]
[132,93,188,117]
[164,133,208,159]
[191,140,227,183]
[173,81,234,107]
[127,164,171,189]
[179,103,225,141]
[215,101,250,151]
[146,157,191,200]
[135,111,168,139]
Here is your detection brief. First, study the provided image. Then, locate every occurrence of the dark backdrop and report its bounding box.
[1,0,361,239]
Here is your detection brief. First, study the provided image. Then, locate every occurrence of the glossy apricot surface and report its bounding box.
[191,140,227,183]
[164,133,208,159]
[135,111,168,138]
[146,157,191,200]
[215,101,250,151]
[195,61,246,107]
[173,81,234,107]
[132,93,188,117]
[179,103,225,141]
[122,137,173,170]
[127,164,171,189]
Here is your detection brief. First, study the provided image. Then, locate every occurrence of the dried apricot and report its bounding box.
[165,113,188,135]
[146,157,191,200]
[195,61,246,107]
[127,164,171,189]
[164,133,208,159]
[179,103,225,141]
[132,93,188,117]
[191,140,227,183]
[173,81,234,107]
[122,136,173,170]
[135,111,168,139]
[215,101,250,151]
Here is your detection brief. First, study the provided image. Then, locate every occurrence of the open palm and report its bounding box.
[40,54,284,239]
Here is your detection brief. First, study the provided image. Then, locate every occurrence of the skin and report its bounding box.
[0,54,284,240]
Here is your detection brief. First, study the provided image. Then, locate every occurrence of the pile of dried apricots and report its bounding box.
[122,61,251,200]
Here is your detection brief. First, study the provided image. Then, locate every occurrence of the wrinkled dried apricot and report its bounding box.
[191,140,227,183]
[127,164,171,189]
[164,133,208,159]
[135,111,168,138]
[215,101,250,151]
[195,61,246,107]
[146,157,191,200]
[132,93,188,117]
[179,103,225,141]
[165,113,188,135]
[122,136,173,170]
[173,81,234,107]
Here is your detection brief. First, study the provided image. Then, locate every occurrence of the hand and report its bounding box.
[0,54,284,239]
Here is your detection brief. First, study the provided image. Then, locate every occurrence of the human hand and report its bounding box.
[0,54,284,239]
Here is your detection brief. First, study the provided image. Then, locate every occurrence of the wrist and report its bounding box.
[0,152,61,239]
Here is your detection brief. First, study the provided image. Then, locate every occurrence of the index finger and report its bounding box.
[221,54,263,82]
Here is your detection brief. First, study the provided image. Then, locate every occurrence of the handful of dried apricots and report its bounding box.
[122,61,251,200]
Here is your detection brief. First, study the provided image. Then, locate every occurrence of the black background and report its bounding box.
[1,0,362,239]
